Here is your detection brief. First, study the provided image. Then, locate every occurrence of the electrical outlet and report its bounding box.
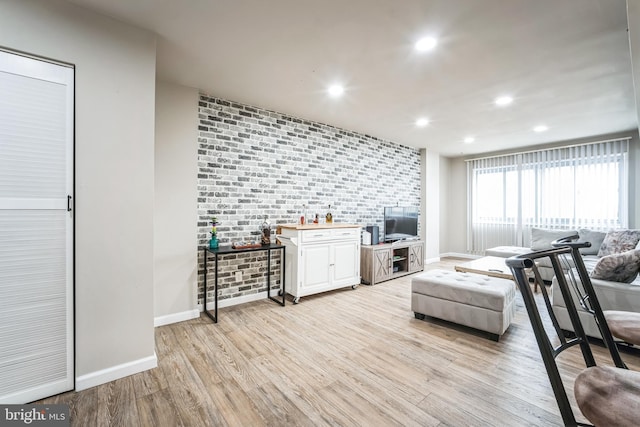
[235,271,242,282]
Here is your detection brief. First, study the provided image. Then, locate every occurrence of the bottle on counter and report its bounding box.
[313,213,319,224]
[261,215,271,245]
[326,204,333,224]
[300,204,307,225]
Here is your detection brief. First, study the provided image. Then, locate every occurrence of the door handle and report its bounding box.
[67,195,73,212]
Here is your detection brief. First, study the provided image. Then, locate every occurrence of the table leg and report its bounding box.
[214,254,218,322]
[267,247,285,306]
[203,248,207,316]
[203,249,217,323]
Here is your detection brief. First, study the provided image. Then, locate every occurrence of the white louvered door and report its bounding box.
[0,50,74,403]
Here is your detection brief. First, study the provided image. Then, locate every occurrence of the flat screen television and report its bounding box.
[384,206,419,242]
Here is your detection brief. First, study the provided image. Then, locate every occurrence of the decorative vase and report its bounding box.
[261,216,271,245]
[209,216,219,249]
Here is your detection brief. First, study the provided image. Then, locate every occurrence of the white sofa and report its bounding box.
[486,228,582,282]
[488,228,640,340]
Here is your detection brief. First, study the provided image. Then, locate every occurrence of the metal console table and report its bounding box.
[202,243,286,323]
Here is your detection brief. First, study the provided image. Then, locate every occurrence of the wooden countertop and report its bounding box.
[279,223,361,230]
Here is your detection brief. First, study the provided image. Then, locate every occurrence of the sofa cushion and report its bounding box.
[553,269,640,311]
[597,230,640,257]
[577,229,607,255]
[531,228,577,250]
[590,249,640,284]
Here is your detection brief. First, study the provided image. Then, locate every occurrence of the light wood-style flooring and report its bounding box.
[40,258,640,426]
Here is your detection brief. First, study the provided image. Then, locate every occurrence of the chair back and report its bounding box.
[505,236,626,427]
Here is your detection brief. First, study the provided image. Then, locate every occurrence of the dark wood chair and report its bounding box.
[506,237,640,426]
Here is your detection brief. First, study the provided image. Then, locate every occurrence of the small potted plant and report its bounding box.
[209,217,219,249]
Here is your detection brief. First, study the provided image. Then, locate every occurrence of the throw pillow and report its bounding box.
[530,228,578,250]
[597,230,640,257]
[590,249,640,284]
[577,229,607,255]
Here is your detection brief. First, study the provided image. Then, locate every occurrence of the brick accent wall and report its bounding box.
[197,93,421,304]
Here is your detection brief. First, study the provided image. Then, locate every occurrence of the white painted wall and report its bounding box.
[628,0,640,136]
[438,156,452,254]
[154,81,199,324]
[445,157,468,254]
[420,150,441,261]
[0,0,157,384]
[627,0,640,223]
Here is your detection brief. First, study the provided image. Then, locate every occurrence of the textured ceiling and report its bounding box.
[68,0,638,156]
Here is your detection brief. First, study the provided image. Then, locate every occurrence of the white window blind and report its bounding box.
[466,139,629,254]
[0,50,74,403]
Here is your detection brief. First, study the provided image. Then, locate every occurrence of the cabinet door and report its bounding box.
[332,241,360,287]
[373,249,392,283]
[301,244,331,290]
[409,243,424,272]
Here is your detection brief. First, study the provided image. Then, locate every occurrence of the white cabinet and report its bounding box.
[279,225,361,303]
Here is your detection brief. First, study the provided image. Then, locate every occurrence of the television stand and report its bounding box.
[360,240,424,285]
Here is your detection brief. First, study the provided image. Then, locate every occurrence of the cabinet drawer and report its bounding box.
[331,228,360,240]
[301,229,333,242]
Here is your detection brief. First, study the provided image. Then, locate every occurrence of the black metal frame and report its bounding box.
[505,236,627,427]
[202,243,286,323]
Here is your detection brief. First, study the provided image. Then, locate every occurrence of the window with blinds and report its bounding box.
[466,139,629,254]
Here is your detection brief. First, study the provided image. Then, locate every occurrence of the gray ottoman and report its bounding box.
[411,269,516,341]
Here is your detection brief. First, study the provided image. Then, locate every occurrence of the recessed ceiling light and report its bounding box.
[327,84,344,98]
[415,36,438,52]
[533,125,549,133]
[415,117,429,127]
[464,137,475,144]
[495,96,513,106]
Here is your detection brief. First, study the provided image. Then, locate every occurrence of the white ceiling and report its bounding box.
[68,0,638,156]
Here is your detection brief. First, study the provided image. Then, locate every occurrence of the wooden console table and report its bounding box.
[360,240,424,285]
[202,243,285,323]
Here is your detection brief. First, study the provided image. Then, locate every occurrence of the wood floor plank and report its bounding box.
[136,389,182,427]
[202,376,267,426]
[94,377,140,427]
[130,363,169,399]
[187,321,267,392]
[322,356,441,426]
[33,257,640,426]
[245,381,316,427]
[250,355,335,426]
[155,326,227,426]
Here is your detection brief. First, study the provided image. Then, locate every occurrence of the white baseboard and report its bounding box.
[440,252,478,260]
[154,309,200,327]
[155,292,276,327]
[75,353,157,391]
[424,256,441,264]
[198,290,272,312]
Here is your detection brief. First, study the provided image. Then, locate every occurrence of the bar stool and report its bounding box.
[572,310,640,425]
[603,310,640,346]
[506,237,640,426]
[574,365,640,426]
